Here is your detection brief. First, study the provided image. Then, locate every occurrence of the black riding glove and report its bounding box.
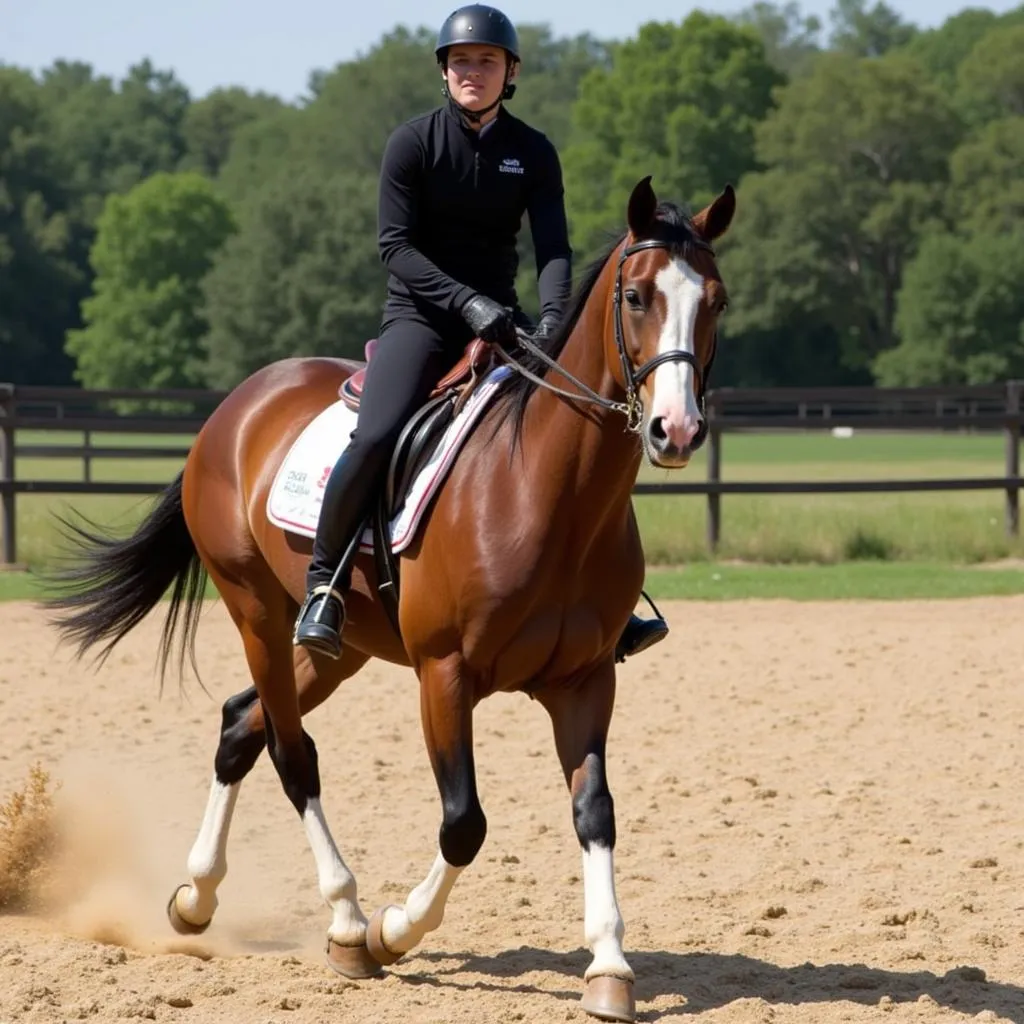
[533,313,560,341]
[461,294,517,348]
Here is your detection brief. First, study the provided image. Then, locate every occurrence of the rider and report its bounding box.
[293,3,669,663]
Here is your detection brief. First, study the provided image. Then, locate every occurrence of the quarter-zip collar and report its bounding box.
[444,97,505,139]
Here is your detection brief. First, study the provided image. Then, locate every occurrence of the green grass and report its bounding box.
[4,561,1022,605]
[0,574,48,602]
[642,560,1024,600]
[7,427,1023,570]
[634,429,1022,565]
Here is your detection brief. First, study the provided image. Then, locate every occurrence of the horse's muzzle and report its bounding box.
[645,415,707,467]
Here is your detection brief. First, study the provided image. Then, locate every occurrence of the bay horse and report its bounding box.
[45,175,734,1023]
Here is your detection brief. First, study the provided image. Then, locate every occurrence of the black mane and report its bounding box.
[492,201,706,447]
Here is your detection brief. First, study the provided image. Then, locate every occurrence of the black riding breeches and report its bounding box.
[307,312,473,591]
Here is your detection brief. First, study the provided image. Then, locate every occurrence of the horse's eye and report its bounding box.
[624,288,643,310]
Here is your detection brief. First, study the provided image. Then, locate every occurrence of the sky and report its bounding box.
[4,0,1021,101]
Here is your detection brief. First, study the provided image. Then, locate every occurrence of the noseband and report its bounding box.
[504,235,718,433]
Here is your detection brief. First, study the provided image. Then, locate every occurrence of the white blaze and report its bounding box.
[649,257,704,449]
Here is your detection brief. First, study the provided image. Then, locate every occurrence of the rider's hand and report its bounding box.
[460,294,517,348]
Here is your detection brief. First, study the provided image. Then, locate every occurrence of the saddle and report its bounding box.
[339,337,494,413]
[334,335,499,641]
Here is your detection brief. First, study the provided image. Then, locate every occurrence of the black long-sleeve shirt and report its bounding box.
[377,100,573,322]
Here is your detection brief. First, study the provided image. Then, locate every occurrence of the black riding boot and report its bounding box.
[614,590,669,662]
[293,447,381,660]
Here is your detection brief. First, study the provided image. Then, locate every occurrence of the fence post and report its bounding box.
[83,428,93,483]
[1007,380,1021,538]
[0,384,16,566]
[706,421,722,554]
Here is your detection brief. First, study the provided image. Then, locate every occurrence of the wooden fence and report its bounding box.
[1,380,1021,566]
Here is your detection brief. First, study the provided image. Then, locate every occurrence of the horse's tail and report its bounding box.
[43,470,208,692]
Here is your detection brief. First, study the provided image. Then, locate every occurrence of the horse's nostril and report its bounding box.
[649,417,667,443]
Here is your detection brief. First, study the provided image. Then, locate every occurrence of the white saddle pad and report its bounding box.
[266,364,512,554]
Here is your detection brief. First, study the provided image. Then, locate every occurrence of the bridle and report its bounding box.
[500,235,719,434]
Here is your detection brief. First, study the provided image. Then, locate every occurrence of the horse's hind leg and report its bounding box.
[168,643,367,939]
[167,575,376,975]
[167,684,262,935]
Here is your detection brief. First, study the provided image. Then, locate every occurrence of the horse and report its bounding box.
[44,175,734,1023]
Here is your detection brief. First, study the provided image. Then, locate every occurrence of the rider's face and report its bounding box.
[443,44,515,112]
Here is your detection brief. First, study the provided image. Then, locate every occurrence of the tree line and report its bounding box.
[1,0,1022,392]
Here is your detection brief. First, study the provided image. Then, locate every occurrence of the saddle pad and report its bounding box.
[266,364,512,554]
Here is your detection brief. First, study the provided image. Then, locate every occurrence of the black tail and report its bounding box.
[43,471,209,693]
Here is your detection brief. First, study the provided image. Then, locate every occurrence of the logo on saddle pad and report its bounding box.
[499,157,524,175]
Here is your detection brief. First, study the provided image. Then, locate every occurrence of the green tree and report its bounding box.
[948,117,1024,235]
[214,106,306,205]
[876,230,1024,384]
[201,169,379,387]
[65,171,235,389]
[901,8,1002,90]
[827,0,917,57]
[734,0,823,78]
[215,29,439,207]
[39,59,190,201]
[179,87,287,178]
[294,28,442,178]
[562,13,784,258]
[511,27,613,148]
[955,24,1024,126]
[0,67,79,384]
[24,59,195,384]
[722,51,962,376]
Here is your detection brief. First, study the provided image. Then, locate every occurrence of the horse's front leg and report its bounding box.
[538,660,635,1023]
[364,653,484,965]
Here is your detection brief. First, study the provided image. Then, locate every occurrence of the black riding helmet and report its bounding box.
[435,4,520,64]
[435,4,520,119]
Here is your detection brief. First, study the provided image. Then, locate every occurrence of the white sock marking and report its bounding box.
[302,797,368,944]
[582,844,634,982]
[176,779,239,924]
[381,849,464,954]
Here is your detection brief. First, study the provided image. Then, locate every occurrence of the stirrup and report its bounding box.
[614,589,669,663]
[293,584,346,659]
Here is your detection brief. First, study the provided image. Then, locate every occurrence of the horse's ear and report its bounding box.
[627,176,657,238]
[692,184,736,243]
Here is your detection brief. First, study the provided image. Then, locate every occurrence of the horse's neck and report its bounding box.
[522,266,642,524]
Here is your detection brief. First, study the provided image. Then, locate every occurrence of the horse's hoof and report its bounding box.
[326,937,383,979]
[166,885,211,936]
[581,975,636,1023]
[364,904,404,967]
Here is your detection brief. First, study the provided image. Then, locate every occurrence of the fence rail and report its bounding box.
[2,380,1021,566]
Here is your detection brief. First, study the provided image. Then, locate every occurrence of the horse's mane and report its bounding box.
[491,201,706,448]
